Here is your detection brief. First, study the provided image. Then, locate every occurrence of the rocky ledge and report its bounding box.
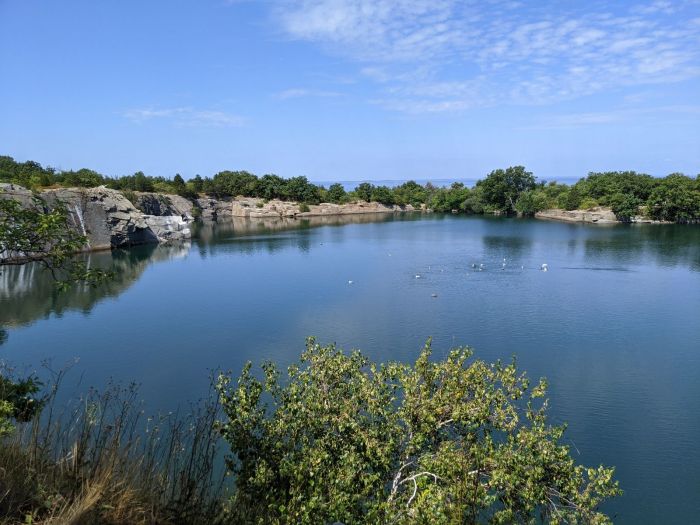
[1,183,192,253]
[535,207,618,224]
[230,198,418,219]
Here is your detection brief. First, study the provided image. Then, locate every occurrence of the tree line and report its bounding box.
[2,155,699,222]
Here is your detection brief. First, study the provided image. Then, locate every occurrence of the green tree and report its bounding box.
[608,193,640,222]
[646,173,700,223]
[133,171,155,192]
[558,186,583,211]
[258,174,287,201]
[477,166,536,214]
[217,339,620,524]
[211,170,259,198]
[353,182,375,202]
[285,176,321,204]
[515,189,549,216]
[326,183,347,204]
[0,195,110,289]
[392,181,427,207]
[371,185,395,205]
[61,168,104,188]
[191,174,204,193]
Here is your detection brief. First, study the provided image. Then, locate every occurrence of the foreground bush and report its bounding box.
[217,339,621,524]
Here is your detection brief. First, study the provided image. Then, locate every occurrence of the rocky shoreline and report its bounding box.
[2,183,673,260]
[0,184,420,258]
[535,207,672,224]
[535,207,618,224]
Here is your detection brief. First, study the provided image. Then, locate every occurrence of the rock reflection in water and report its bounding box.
[0,242,191,329]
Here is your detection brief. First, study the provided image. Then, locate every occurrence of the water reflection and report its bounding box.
[1,217,699,339]
[0,242,191,329]
[193,214,412,258]
[482,234,533,259]
[581,225,700,271]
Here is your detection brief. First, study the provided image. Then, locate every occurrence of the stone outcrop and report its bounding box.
[0,183,39,209]
[132,192,194,220]
[195,196,233,221]
[535,207,618,224]
[230,198,417,219]
[1,184,192,254]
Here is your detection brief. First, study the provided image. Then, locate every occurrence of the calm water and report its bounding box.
[2,214,700,523]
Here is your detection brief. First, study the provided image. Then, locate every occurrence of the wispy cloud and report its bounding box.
[523,105,700,130]
[123,107,245,127]
[274,88,343,100]
[276,0,700,113]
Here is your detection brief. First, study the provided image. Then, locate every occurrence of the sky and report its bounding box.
[1,0,699,182]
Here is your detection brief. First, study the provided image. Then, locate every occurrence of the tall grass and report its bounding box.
[0,370,227,524]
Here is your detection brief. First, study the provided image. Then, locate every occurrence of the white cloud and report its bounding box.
[123,107,245,127]
[274,88,343,100]
[523,105,700,130]
[276,0,700,113]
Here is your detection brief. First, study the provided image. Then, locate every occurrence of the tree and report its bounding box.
[608,193,640,222]
[217,339,620,524]
[61,168,104,188]
[477,166,536,214]
[646,173,700,223]
[133,171,155,192]
[0,194,110,289]
[393,181,427,207]
[353,182,375,202]
[191,174,204,193]
[515,189,549,216]
[258,174,287,201]
[326,183,347,204]
[211,170,259,198]
[285,176,321,204]
[371,185,395,205]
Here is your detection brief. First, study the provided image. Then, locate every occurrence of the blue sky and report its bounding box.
[1,0,699,182]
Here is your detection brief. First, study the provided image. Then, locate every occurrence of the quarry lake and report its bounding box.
[2,214,699,524]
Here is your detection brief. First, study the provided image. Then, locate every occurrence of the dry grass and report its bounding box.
[0,375,228,525]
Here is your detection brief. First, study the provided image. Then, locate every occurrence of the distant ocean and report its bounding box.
[311,177,582,191]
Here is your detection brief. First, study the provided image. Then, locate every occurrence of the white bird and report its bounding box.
[348,280,353,284]
[415,274,421,279]
[541,263,548,272]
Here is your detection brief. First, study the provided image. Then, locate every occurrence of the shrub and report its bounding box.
[217,339,621,524]
[298,202,310,213]
[579,197,600,210]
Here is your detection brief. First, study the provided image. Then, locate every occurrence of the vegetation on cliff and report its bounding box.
[0,196,111,287]
[2,154,699,222]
